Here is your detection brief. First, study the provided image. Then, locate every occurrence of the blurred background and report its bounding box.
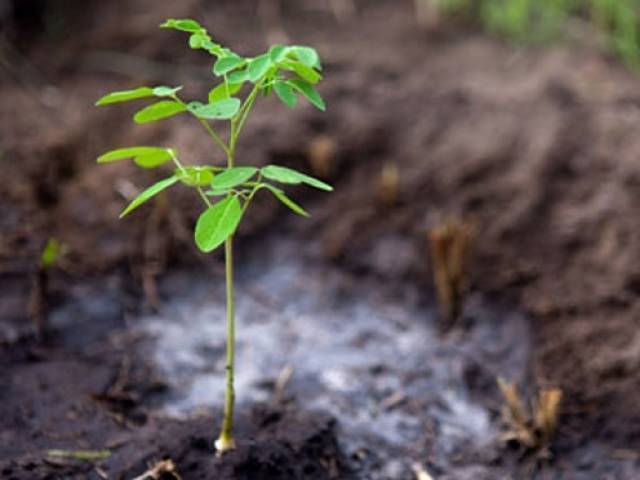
[2,0,640,478]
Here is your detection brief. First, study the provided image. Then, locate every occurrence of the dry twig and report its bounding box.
[132,459,182,480]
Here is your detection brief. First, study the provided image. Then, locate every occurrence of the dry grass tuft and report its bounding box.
[497,377,563,456]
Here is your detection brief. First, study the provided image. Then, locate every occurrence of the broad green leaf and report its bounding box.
[265,184,309,217]
[273,81,297,108]
[189,33,206,49]
[228,69,249,84]
[208,82,243,103]
[176,166,215,186]
[248,54,271,82]
[269,45,289,63]
[152,86,183,97]
[95,87,154,106]
[160,18,203,33]
[287,61,322,85]
[189,98,241,120]
[288,80,326,111]
[134,100,187,124]
[134,150,175,168]
[211,167,258,190]
[213,55,245,76]
[97,146,175,168]
[261,165,333,191]
[291,46,321,69]
[120,176,179,218]
[195,196,243,252]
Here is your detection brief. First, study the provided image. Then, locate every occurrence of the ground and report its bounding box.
[2,0,640,478]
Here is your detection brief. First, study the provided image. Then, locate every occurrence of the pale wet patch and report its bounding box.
[139,237,532,478]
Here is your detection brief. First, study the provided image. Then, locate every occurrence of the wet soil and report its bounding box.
[3,0,640,478]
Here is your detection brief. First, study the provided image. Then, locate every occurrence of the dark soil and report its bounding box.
[3,0,640,478]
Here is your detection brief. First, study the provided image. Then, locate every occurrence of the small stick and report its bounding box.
[45,449,111,461]
[376,162,400,207]
[380,392,406,411]
[131,459,181,480]
[273,364,294,404]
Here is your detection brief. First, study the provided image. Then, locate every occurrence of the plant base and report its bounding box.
[215,434,237,456]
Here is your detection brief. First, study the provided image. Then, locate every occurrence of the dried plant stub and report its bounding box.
[428,219,474,329]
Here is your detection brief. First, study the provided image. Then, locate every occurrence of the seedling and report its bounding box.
[95,18,332,454]
[428,219,474,329]
[28,238,67,338]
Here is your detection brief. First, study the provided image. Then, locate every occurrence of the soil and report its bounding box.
[2,0,640,478]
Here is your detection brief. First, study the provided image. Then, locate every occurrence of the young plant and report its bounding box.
[29,238,67,338]
[95,18,332,454]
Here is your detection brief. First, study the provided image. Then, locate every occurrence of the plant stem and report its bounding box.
[216,129,237,455]
[212,82,262,455]
[216,234,236,453]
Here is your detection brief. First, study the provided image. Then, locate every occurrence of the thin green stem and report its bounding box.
[230,82,263,154]
[216,130,237,454]
[173,96,230,155]
[198,118,230,156]
[197,186,212,207]
[216,235,236,452]
[241,181,266,215]
[170,151,212,208]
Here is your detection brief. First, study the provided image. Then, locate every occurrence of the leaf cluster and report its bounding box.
[96,19,332,253]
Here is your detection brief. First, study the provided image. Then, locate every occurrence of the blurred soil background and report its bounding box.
[2,0,640,478]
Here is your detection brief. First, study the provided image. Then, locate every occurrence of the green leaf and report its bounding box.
[189,33,206,49]
[152,86,183,97]
[40,238,66,268]
[120,176,179,218]
[288,80,326,111]
[208,82,243,103]
[97,147,175,168]
[176,166,215,186]
[273,81,297,108]
[133,101,187,124]
[160,18,203,33]
[213,55,245,76]
[287,61,322,85]
[261,165,333,191]
[195,196,243,253]
[269,45,289,63]
[291,46,321,69]
[211,167,258,190]
[189,98,241,120]
[228,69,249,84]
[95,87,154,106]
[265,184,309,217]
[248,54,272,82]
